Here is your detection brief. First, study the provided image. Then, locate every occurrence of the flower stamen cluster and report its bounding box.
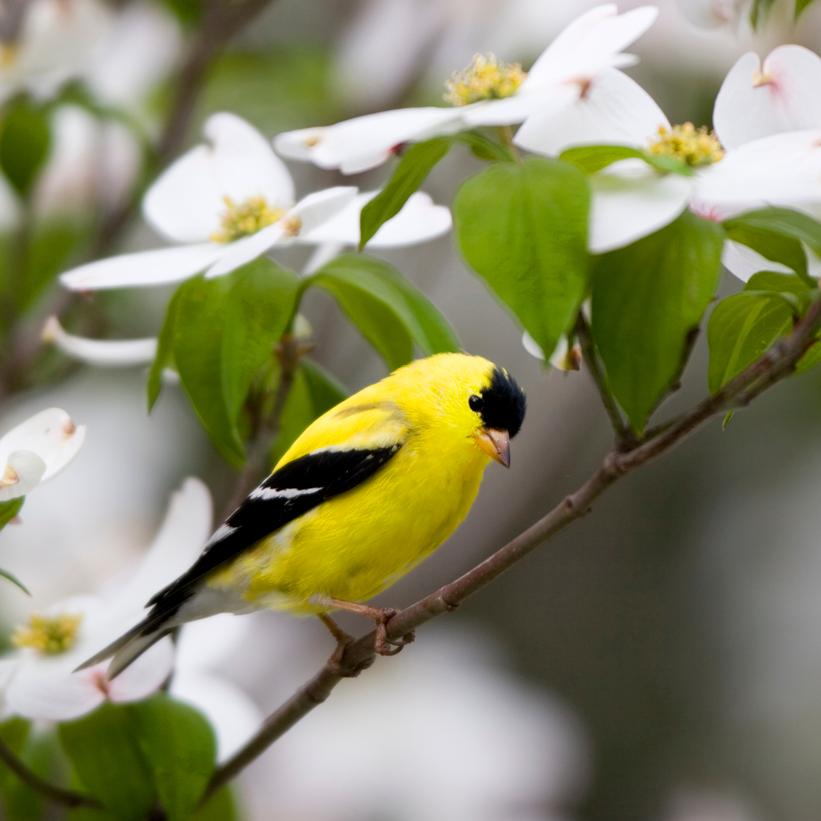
[647,123,724,167]
[211,196,285,244]
[12,612,83,655]
[443,53,526,106]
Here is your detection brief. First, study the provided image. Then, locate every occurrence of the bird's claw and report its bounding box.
[374,608,415,656]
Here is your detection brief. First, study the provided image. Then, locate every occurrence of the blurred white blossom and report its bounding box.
[0,408,84,502]
[0,478,211,721]
[275,4,658,174]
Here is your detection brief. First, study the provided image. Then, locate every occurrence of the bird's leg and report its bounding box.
[317,613,369,678]
[315,597,415,656]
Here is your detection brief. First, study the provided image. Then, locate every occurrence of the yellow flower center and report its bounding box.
[12,612,83,655]
[647,123,724,168]
[444,53,526,106]
[211,196,285,244]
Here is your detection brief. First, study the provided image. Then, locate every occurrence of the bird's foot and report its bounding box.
[374,608,415,657]
[318,613,372,677]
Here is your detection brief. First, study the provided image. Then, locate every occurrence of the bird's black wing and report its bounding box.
[147,444,401,615]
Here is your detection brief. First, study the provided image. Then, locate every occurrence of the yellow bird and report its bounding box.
[81,352,526,677]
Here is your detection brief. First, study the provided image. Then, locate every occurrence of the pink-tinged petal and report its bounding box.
[203,112,295,206]
[171,671,261,761]
[525,4,658,89]
[42,316,157,368]
[714,47,821,151]
[204,224,284,279]
[0,408,85,500]
[589,167,693,253]
[516,69,667,156]
[143,146,225,243]
[721,240,793,283]
[695,129,821,208]
[5,658,105,721]
[275,108,463,174]
[676,0,746,28]
[61,244,226,291]
[303,191,450,249]
[106,639,174,703]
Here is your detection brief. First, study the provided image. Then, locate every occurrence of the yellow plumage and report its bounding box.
[80,352,526,675]
[209,353,503,612]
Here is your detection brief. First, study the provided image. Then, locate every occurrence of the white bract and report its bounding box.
[60,113,450,291]
[0,408,85,503]
[0,478,211,721]
[515,60,821,260]
[274,4,658,174]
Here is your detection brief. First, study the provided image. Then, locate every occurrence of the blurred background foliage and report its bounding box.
[3,1,821,819]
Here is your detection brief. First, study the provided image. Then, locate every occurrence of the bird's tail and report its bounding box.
[74,610,171,680]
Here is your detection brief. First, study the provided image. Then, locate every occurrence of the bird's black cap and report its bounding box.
[478,367,526,437]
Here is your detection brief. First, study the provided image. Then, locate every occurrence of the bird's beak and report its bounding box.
[475,427,511,467]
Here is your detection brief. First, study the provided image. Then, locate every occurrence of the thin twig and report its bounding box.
[574,312,633,449]
[203,296,821,801]
[0,736,100,810]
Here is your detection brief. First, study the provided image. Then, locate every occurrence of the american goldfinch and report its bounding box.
[81,353,526,677]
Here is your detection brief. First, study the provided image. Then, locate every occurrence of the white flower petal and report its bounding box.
[143,146,225,243]
[42,316,157,368]
[106,639,174,703]
[303,191,451,249]
[275,108,463,174]
[171,670,262,761]
[60,243,226,291]
[676,0,746,28]
[203,112,295,206]
[525,4,658,89]
[5,658,105,721]
[695,129,821,208]
[589,167,693,253]
[289,186,359,241]
[721,239,793,283]
[117,477,213,608]
[516,69,668,156]
[0,408,85,500]
[204,224,284,280]
[0,451,46,502]
[522,331,546,361]
[714,47,821,151]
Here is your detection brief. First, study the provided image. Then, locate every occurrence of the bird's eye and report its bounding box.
[468,394,483,412]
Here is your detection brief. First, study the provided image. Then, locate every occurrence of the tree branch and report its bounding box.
[203,297,821,800]
[0,736,99,810]
[574,313,633,449]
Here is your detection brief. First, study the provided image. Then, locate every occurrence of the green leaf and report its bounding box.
[0,496,23,530]
[454,131,515,163]
[193,788,239,821]
[59,704,156,819]
[559,144,694,177]
[750,0,776,26]
[797,338,821,373]
[707,291,794,392]
[0,96,51,197]
[744,270,812,314]
[723,207,821,281]
[359,137,452,250]
[272,359,348,461]
[170,259,300,463]
[147,284,184,411]
[796,0,815,18]
[129,695,217,821]
[307,254,459,369]
[0,567,29,595]
[592,211,724,431]
[454,157,590,360]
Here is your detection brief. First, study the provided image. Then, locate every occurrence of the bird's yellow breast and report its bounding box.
[207,353,500,613]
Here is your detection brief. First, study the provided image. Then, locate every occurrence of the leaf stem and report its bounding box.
[496,125,521,163]
[202,295,821,801]
[574,312,634,449]
[0,736,100,810]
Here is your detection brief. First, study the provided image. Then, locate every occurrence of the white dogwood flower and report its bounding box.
[0,478,211,722]
[0,408,85,503]
[275,4,658,174]
[515,65,821,257]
